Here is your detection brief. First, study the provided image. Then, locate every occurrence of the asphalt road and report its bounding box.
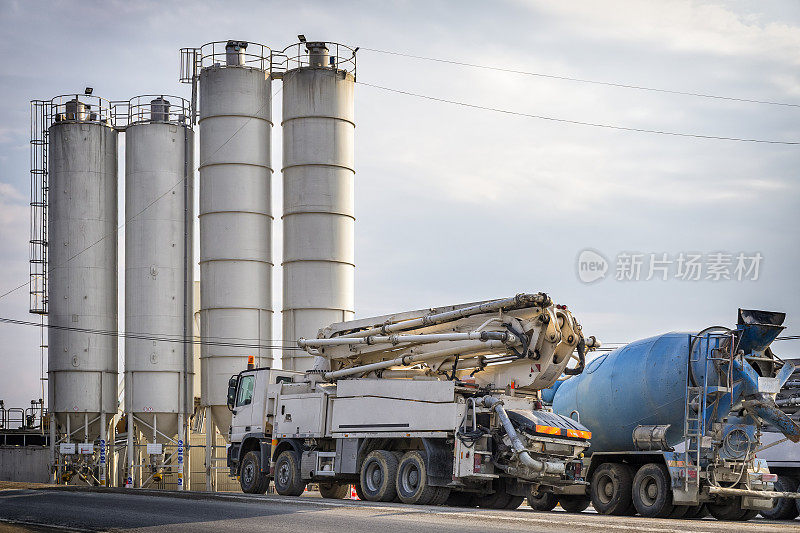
[0,489,798,533]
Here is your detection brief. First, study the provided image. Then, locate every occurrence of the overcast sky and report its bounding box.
[0,0,798,408]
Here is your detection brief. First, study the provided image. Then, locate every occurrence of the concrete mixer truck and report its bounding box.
[541,309,800,521]
[223,293,600,507]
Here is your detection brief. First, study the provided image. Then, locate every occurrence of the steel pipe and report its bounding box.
[337,293,549,340]
[478,396,566,475]
[300,330,512,348]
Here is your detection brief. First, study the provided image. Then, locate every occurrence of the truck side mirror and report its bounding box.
[227,376,239,412]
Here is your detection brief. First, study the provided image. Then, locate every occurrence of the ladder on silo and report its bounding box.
[29,100,50,315]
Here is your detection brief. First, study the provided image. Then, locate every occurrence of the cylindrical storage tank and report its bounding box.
[48,96,118,441]
[124,96,194,443]
[552,333,722,452]
[197,41,272,433]
[281,41,356,372]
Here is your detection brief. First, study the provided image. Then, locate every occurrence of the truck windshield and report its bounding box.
[236,375,255,406]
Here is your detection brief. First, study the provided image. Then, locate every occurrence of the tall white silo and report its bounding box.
[47,95,118,451]
[194,41,273,433]
[124,96,193,455]
[281,41,356,371]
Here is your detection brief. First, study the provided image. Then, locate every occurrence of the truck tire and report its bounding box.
[319,482,350,499]
[683,504,708,519]
[430,487,451,505]
[505,495,525,509]
[396,451,438,505]
[445,490,477,507]
[528,489,558,511]
[478,479,513,509]
[360,450,399,502]
[354,482,366,501]
[668,505,689,518]
[591,462,634,515]
[760,476,799,520]
[558,495,591,513]
[707,496,749,521]
[274,450,306,496]
[632,463,674,518]
[239,451,268,494]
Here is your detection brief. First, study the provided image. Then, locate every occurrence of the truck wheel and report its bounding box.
[632,463,674,518]
[239,451,268,494]
[739,509,759,521]
[274,450,306,496]
[683,504,708,519]
[528,488,558,511]
[445,490,477,507]
[396,450,438,505]
[360,450,398,502]
[591,462,634,515]
[760,476,799,520]
[707,496,748,521]
[558,495,591,513]
[354,482,366,501]
[478,479,513,509]
[668,505,689,518]
[319,482,350,499]
[430,487,451,505]
[505,495,525,509]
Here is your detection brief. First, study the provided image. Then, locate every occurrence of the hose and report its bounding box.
[563,336,586,376]
[477,396,565,475]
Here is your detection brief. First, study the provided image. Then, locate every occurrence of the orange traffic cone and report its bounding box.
[349,485,359,500]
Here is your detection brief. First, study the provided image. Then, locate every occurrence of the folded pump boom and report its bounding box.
[298,292,598,393]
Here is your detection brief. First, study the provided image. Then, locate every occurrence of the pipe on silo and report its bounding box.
[281,42,356,372]
[48,98,118,443]
[198,43,273,434]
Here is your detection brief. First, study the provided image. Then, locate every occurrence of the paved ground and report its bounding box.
[0,489,798,533]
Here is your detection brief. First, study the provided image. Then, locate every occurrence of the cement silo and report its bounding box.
[281,41,356,371]
[123,96,193,464]
[46,95,118,472]
[186,41,273,434]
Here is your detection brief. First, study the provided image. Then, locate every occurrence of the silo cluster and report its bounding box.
[34,37,357,488]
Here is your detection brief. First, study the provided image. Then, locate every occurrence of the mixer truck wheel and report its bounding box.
[707,496,750,520]
[445,490,478,507]
[590,462,634,515]
[528,489,558,511]
[396,451,438,505]
[558,495,591,513]
[505,495,525,510]
[760,475,799,520]
[430,487,452,505]
[668,505,689,518]
[319,482,350,499]
[632,463,674,518]
[683,504,708,519]
[360,450,399,502]
[274,450,306,496]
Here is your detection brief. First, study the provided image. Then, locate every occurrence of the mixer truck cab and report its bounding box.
[224,293,600,507]
[542,309,800,521]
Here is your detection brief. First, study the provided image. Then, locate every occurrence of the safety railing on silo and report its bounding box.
[279,41,357,80]
[179,40,272,125]
[127,95,191,126]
